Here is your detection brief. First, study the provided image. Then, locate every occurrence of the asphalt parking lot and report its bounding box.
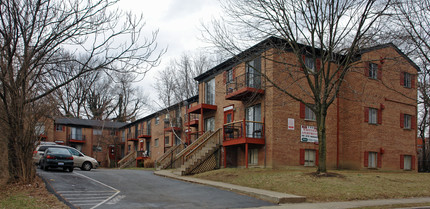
[37,168,274,209]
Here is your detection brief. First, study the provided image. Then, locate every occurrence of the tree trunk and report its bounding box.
[317,107,328,174]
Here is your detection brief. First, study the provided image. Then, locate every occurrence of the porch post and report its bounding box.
[245,143,249,168]
[224,146,227,168]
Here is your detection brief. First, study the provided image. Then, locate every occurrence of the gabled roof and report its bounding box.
[55,117,126,129]
[195,37,420,82]
[358,43,420,72]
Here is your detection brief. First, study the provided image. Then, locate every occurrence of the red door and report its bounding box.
[109,146,115,160]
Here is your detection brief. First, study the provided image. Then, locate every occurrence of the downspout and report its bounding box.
[264,50,267,168]
[337,95,340,169]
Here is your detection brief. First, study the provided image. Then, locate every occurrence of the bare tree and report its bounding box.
[0,0,164,183]
[394,0,430,171]
[203,0,391,173]
[113,74,148,122]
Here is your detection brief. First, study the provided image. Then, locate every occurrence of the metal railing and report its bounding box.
[137,129,151,136]
[68,134,86,141]
[137,150,150,158]
[226,73,262,95]
[223,119,264,141]
[164,117,182,129]
[156,144,184,169]
[184,114,199,123]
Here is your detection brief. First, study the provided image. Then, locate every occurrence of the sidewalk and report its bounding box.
[253,197,430,209]
[154,169,430,209]
[153,169,306,204]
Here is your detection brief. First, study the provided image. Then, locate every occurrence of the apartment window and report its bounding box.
[226,68,233,83]
[246,57,262,88]
[204,117,215,132]
[305,106,316,121]
[35,122,45,135]
[404,72,411,88]
[304,56,315,72]
[368,63,378,79]
[110,130,116,136]
[368,108,378,124]
[368,152,377,168]
[404,114,411,129]
[128,145,131,152]
[55,125,63,132]
[154,138,159,147]
[305,149,316,166]
[93,129,102,135]
[403,155,412,170]
[205,78,215,105]
[248,148,258,165]
[155,117,160,125]
[164,136,170,145]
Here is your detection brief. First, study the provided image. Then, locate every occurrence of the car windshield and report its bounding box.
[47,148,70,155]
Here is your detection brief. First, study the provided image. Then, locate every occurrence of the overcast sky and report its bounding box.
[116,0,223,112]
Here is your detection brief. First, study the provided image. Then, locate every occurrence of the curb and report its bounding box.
[154,170,306,204]
[37,173,78,209]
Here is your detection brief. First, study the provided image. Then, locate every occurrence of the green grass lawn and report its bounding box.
[193,167,430,202]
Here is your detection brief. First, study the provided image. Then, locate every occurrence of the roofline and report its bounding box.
[359,43,420,72]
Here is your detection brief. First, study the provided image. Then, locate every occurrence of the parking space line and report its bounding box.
[66,197,110,200]
[57,190,115,193]
[61,193,116,196]
[73,172,120,209]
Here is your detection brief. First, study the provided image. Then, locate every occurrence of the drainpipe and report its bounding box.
[337,93,340,169]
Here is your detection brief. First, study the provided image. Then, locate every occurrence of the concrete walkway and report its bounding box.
[154,169,430,209]
[153,169,306,204]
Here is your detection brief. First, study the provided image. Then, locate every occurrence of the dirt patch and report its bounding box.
[0,176,68,209]
[309,172,345,178]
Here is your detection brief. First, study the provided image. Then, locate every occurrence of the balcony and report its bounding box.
[184,113,199,127]
[186,130,204,145]
[164,118,182,132]
[37,131,48,139]
[225,73,264,101]
[127,133,138,142]
[137,129,151,139]
[187,103,217,114]
[223,119,265,146]
[68,134,86,143]
[136,150,150,161]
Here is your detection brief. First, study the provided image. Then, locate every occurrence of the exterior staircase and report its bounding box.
[157,128,222,176]
[118,150,137,169]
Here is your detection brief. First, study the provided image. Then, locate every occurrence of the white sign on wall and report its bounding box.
[301,125,318,143]
[288,118,294,130]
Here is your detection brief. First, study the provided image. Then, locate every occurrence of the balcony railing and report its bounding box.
[223,120,265,145]
[184,113,199,123]
[164,117,182,129]
[68,134,86,141]
[137,150,150,158]
[137,129,151,138]
[226,73,262,94]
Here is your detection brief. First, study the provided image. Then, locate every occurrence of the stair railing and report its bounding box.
[172,131,212,167]
[184,128,221,162]
[156,144,184,169]
[118,150,136,168]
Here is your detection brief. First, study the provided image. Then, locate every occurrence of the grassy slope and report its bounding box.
[194,167,430,202]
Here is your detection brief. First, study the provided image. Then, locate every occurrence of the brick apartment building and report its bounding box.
[188,37,418,170]
[39,37,418,171]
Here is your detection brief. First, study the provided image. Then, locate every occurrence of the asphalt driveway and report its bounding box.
[37,168,274,209]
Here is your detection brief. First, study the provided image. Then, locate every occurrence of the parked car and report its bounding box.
[34,144,99,171]
[39,147,74,172]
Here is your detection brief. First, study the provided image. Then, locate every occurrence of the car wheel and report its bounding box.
[81,162,92,171]
[68,167,74,172]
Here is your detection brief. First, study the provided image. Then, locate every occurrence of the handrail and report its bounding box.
[226,72,262,95]
[224,119,264,141]
[185,128,221,161]
[156,144,183,168]
[176,131,212,157]
[118,150,136,166]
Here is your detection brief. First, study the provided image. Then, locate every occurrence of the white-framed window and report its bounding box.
[403,155,412,170]
[305,106,316,121]
[368,152,377,168]
[368,108,378,124]
[304,56,315,72]
[204,117,215,132]
[404,72,411,88]
[305,149,316,166]
[155,117,160,125]
[368,63,378,79]
[93,129,102,135]
[404,114,412,129]
[154,138,159,147]
[205,78,215,105]
[248,148,258,165]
